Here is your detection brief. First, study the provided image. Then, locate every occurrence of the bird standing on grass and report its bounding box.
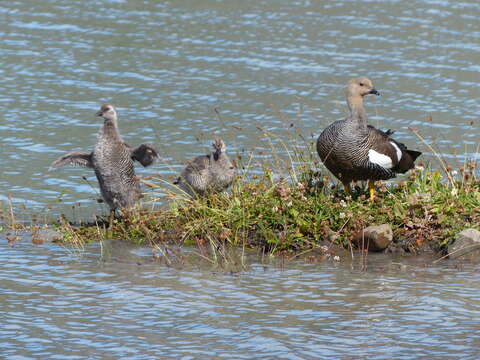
[316,77,421,200]
[174,139,235,197]
[50,104,158,213]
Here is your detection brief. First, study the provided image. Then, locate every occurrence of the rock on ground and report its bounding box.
[353,224,393,252]
[448,228,480,261]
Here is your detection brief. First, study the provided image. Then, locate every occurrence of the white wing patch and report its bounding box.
[389,141,402,163]
[368,149,393,169]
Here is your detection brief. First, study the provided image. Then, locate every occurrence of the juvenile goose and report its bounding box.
[174,139,235,197]
[316,77,421,200]
[50,104,159,213]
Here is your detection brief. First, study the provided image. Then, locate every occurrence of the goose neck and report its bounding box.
[346,95,368,129]
[101,118,121,139]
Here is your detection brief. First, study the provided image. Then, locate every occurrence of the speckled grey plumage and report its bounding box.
[175,139,235,197]
[317,77,421,186]
[50,104,158,212]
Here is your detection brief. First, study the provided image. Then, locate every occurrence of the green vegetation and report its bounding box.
[59,160,479,255]
[2,124,478,257]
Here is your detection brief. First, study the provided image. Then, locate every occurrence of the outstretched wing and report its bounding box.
[126,143,159,167]
[50,150,93,170]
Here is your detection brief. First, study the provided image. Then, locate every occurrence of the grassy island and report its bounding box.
[57,159,479,257]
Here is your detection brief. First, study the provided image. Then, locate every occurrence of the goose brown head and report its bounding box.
[96,103,117,122]
[346,77,380,98]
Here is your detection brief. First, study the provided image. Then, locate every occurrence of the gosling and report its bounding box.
[174,139,235,197]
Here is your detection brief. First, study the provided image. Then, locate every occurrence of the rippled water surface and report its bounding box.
[1,3,479,357]
[0,0,479,216]
[1,238,480,359]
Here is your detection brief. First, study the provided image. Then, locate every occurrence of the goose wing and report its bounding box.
[50,150,93,169]
[388,138,422,173]
[366,126,421,173]
[125,143,159,167]
[368,125,394,137]
[365,127,399,169]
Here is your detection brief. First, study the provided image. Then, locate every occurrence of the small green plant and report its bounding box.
[3,119,478,261]
[56,159,479,257]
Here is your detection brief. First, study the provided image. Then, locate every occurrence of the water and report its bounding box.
[1,237,480,359]
[0,0,479,217]
[1,2,480,358]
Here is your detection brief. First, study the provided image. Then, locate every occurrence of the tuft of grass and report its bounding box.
[4,121,477,261]
[57,161,479,256]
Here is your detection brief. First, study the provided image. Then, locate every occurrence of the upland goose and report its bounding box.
[174,139,235,196]
[50,104,159,212]
[316,77,421,200]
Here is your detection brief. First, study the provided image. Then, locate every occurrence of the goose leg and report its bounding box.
[368,180,376,201]
[108,210,115,227]
[343,182,351,196]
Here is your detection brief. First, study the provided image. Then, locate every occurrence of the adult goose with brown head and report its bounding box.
[50,104,159,213]
[316,77,421,200]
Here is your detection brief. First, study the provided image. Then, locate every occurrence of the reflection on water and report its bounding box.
[0,0,479,218]
[1,238,480,359]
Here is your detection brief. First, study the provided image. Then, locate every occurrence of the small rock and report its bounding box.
[353,224,393,252]
[448,229,480,261]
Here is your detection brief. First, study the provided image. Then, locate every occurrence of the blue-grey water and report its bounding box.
[1,1,480,359]
[0,0,479,218]
[1,238,480,359]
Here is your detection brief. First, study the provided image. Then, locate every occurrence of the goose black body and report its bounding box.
[316,77,421,200]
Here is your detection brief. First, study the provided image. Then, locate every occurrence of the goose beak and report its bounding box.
[369,88,380,96]
[96,110,103,117]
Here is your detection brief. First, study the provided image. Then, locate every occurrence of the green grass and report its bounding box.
[59,160,479,255]
[4,123,477,257]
